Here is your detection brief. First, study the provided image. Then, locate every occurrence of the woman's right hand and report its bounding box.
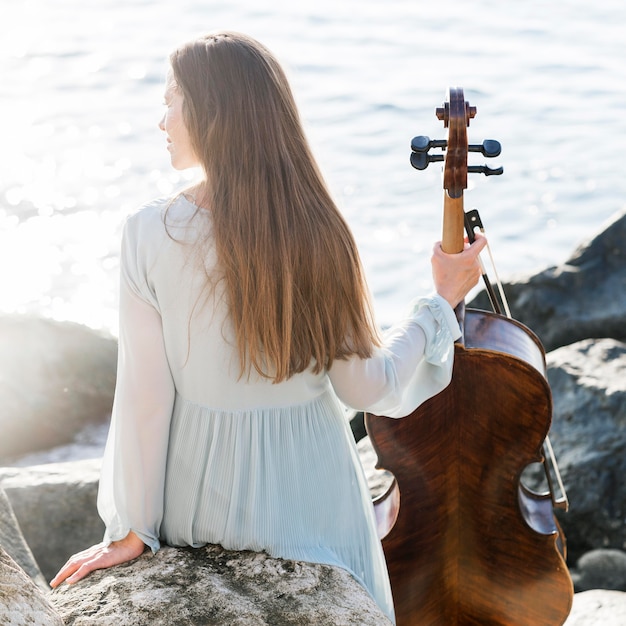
[431,233,487,309]
[50,531,146,588]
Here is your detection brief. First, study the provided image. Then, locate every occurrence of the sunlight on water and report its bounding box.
[1,0,625,330]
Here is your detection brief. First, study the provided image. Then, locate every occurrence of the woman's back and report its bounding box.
[125,194,331,410]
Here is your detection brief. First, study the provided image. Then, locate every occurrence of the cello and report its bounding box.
[366,88,574,625]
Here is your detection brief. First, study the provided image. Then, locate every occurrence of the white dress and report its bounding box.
[97,195,461,625]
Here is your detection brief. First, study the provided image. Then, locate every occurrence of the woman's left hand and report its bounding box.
[50,531,146,588]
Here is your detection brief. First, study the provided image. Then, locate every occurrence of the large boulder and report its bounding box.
[0,488,47,589]
[570,549,626,593]
[545,338,626,563]
[0,315,116,462]
[564,590,626,626]
[0,544,64,626]
[468,209,626,352]
[0,459,103,582]
[50,543,392,625]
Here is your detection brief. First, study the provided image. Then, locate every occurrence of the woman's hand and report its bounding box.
[50,531,146,588]
[431,233,487,309]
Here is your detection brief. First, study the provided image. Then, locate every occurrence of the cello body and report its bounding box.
[367,310,573,625]
[366,88,573,625]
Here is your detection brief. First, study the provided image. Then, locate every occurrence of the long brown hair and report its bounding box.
[169,31,380,382]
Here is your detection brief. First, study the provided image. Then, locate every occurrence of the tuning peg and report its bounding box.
[467,164,503,176]
[410,151,444,170]
[468,139,501,158]
[411,136,447,153]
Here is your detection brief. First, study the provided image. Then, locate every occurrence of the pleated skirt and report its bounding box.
[161,390,395,623]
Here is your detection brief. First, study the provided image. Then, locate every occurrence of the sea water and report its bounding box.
[1,0,625,332]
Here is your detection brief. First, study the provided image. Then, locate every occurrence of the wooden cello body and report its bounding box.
[366,89,573,625]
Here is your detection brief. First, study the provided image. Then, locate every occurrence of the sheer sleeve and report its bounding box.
[328,294,461,418]
[97,217,175,553]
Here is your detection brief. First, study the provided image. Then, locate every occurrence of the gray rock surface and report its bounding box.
[571,549,626,593]
[50,544,392,625]
[0,315,116,462]
[0,545,64,626]
[468,208,626,352]
[0,459,103,582]
[564,590,626,625]
[0,487,47,590]
[544,338,626,564]
[357,434,393,500]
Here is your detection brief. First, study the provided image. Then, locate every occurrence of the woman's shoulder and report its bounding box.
[124,194,198,238]
[126,194,180,224]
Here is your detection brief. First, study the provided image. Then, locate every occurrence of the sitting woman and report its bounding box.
[50,31,485,625]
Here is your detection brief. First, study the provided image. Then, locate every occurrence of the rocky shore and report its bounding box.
[2,209,626,623]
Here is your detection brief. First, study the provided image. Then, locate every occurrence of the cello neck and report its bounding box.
[442,191,465,254]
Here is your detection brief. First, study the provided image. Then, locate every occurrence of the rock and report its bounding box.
[543,339,626,563]
[0,544,64,626]
[6,420,109,468]
[0,459,104,582]
[0,314,117,462]
[564,590,626,625]
[349,410,367,442]
[357,434,393,500]
[468,208,626,351]
[50,543,392,625]
[570,549,626,593]
[0,488,47,590]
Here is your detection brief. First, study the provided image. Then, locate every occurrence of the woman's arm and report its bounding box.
[97,274,175,551]
[51,217,175,586]
[329,294,459,417]
[329,235,486,417]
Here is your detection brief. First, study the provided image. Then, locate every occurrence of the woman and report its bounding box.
[51,31,485,624]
